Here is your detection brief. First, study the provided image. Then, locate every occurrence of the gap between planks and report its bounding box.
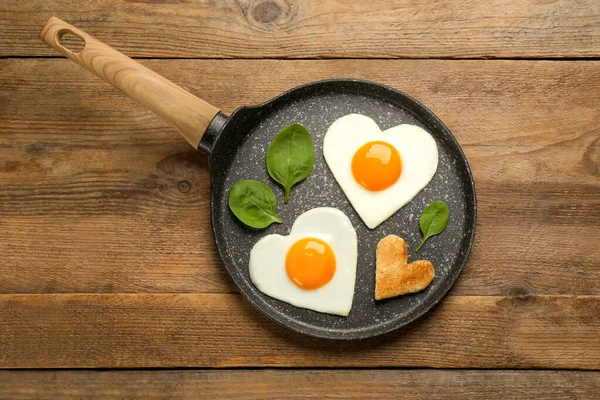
[3,56,600,61]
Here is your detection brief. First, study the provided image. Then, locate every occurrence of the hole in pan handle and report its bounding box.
[39,17,221,149]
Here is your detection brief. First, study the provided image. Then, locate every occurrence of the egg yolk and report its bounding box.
[286,238,336,290]
[351,141,402,191]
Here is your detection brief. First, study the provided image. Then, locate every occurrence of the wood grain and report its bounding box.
[2,0,600,59]
[2,59,598,147]
[0,59,598,295]
[39,17,220,148]
[0,294,598,368]
[1,370,598,399]
[3,0,598,388]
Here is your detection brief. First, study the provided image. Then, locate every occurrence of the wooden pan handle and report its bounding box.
[40,17,220,148]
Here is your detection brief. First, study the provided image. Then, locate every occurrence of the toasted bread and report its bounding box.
[375,235,435,300]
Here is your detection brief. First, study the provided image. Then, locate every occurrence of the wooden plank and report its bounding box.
[0,294,598,368]
[1,0,599,59]
[2,59,598,147]
[0,370,599,399]
[0,59,598,295]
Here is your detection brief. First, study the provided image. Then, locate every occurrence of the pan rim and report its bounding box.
[209,78,477,340]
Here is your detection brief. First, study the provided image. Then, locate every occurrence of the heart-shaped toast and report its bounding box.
[375,235,435,300]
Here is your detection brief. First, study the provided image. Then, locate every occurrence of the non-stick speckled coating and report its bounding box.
[208,79,476,340]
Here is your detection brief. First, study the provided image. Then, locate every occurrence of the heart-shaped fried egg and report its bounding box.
[324,114,438,229]
[249,207,357,316]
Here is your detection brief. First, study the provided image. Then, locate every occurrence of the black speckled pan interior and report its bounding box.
[205,79,476,340]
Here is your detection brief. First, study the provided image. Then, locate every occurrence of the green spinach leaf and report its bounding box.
[266,123,315,202]
[416,200,450,252]
[228,180,282,229]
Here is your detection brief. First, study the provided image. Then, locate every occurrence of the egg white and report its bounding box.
[249,207,357,316]
[323,114,439,229]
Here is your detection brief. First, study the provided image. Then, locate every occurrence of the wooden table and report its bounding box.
[1,1,599,398]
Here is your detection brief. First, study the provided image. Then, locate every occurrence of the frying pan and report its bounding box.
[40,17,476,340]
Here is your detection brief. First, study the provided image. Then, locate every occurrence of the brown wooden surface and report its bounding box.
[39,17,221,148]
[1,294,599,368]
[1,370,599,399]
[1,0,600,59]
[1,0,599,397]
